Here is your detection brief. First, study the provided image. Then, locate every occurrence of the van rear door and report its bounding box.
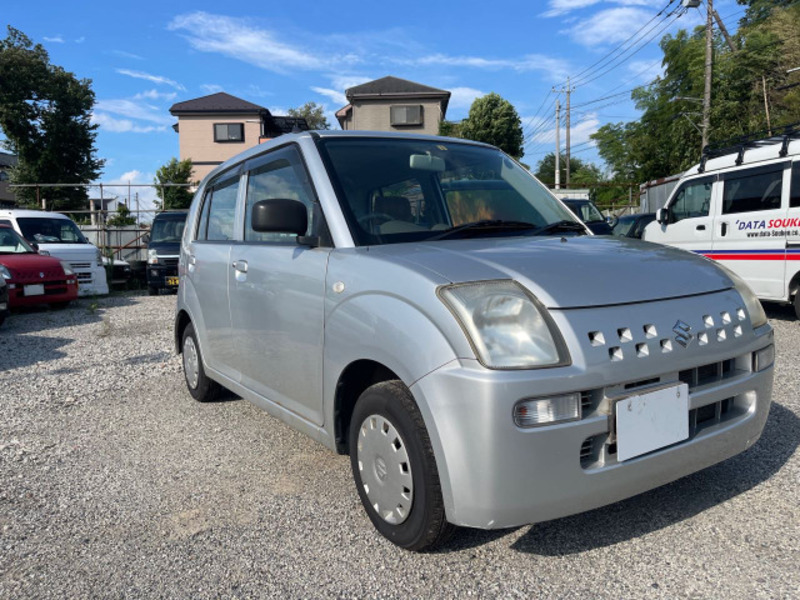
[710,162,788,300]
[786,162,800,296]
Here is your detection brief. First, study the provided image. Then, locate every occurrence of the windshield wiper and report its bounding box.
[530,220,588,236]
[428,220,537,241]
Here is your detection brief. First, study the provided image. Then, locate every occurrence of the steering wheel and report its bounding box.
[357,212,395,230]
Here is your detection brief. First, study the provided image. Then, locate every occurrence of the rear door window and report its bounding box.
[722,167,783,215]
[196,175,240,241]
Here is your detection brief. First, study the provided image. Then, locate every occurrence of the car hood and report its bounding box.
[0,253,65,274]
[148,242,181,256]
[36,243,97,262]
[371,236,732,309]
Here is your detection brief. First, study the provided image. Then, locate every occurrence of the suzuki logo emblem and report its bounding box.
[39,272,44,279]
[673,320,693,348]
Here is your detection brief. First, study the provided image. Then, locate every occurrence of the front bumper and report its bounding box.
[147,263,179,291]
[411,290,774,529]
[7,279,79,307]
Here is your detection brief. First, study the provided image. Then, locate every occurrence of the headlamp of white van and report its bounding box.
[716,264,768,328]
[95,249,103,267]
[148,249,159,265]
[438,280,570,369]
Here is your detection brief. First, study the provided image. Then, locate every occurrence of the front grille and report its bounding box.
[76,272,92,282]
[690,397,735,434]
[45,286,67,295]
[680,359,736,388]
[15,268,63,282]
[579,438,593,461]
[580,391,592,417]
[70,262,92,269]
[161,257,179,267]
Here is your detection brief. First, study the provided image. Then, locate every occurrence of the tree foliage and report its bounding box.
[460,93,524,158]
[107,203,136,227]
[154,157,196,210]
[287,101,330,130]
[534,152,631,208]
[591,3,800,184]
[0,26,103,211]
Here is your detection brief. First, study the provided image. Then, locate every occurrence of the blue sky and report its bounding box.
[2,0,745,209]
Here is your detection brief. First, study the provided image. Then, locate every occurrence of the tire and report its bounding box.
[181,323,222,402]
[794,293,800,320]
[148,286,159,296]
[349,380,455,551]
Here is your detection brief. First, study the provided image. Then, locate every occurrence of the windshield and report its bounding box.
[150,215,186,244]
[0,227,35,254]
[17,217,88,244]
[319,138,577,245]
[565,201,605,223]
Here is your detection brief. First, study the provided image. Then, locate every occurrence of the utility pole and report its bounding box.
[701,0,713,151]
[762,75,772,135]
[713,9,736,52]
[565,77,572,187]
[555,99,561,190]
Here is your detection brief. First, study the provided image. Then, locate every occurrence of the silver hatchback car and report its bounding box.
[175,132,774,551]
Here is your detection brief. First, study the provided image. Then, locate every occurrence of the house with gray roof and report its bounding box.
[170,92,309,181]
[336,76,451,135]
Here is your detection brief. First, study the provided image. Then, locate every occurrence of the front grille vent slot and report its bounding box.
[679,359,736,390]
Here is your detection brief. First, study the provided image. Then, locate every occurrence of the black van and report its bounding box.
[147,211,187,295]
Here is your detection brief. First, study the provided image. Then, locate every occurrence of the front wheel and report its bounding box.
[181,323,221,402]
[349,380,455,551]
[794,292,800,320]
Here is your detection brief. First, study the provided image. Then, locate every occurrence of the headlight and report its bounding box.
[95,248,103,267]
[148,249,159,265]
[0,265,11,280]
[716,264,768,328]
[60,261,74,276]
[438,280,570,369]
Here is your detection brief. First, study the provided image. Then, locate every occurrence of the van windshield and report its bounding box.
[318,138,579,245]
[150,215,186,244]
[17,217,88,244]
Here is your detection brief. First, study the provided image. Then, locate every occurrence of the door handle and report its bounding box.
[232,260,248,273]
[696,225,706,231]
[720,222,728,236]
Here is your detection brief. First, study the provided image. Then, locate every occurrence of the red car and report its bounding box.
[0,225,78,309]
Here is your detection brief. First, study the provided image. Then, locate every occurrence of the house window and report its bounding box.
[390,105,423,126]
[214,123,245,143]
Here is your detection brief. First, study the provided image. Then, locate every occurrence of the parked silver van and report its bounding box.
[175,132,774,550]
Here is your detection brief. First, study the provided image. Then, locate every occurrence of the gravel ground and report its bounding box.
[0,294,798,599]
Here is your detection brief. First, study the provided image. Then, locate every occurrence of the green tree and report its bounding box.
[460,93,524,158]
[154,158,195,210]
[0,27,103,211]
[534,152,591,187]
[438,120,464,138]
[107,203,137,227]
[287,101,330,130]
[534,152,630,208]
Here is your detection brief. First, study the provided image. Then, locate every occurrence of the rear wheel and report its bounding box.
[181,323,221,402]
[349,380,454,551]
[794,292,800,320]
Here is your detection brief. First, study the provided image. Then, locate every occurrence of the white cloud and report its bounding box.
[75,37,85,44]
[116,68,186,91]
[328,75,371,91]
[133,89,178,101]
[627,58,664,84]
[91,112,166,134]
[113,50,143,60]
[311,86,347,106]
[95,99,173,125]
[563,7,655,47]
[409,53,570,81]
[542,0,649,18]
[448,87,485,111]
[200,84,223,94]
[43,35,64,43]
[168,12,334,72]
[103,170,160,215]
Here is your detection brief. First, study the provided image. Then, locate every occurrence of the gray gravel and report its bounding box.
[0,294,798,599]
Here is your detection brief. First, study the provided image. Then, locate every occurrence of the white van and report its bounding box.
[643,131,800,317]
[0,209,109,296]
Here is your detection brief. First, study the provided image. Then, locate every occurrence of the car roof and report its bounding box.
[0,209,72,220]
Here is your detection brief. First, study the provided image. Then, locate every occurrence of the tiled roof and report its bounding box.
[170,92,267,115]
[346,76,449,98]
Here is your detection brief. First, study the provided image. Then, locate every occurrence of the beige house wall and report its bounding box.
[348,99,444,135]
[177,113,262,181]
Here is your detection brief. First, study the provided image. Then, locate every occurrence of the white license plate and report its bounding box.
[616,383,689,462]
[24,284,45,296]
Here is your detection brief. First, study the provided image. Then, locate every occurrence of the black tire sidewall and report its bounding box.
[181,323,219,402]
[349,382,442,550]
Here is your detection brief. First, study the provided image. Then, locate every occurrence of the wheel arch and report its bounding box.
[174,309,192,354]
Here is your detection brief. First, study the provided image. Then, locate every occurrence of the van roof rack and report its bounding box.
[697,122,800,173]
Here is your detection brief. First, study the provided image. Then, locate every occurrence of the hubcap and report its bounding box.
[183,336,200,389]
[357,414,414,525]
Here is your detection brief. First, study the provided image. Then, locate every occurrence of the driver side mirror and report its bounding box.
[251,198,308,236]
[656,208,669,225]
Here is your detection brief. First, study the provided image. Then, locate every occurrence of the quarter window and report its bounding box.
[791,163,800,209]
[214,123,244,143]
[722,168,783,214]
[670,178,713,223]
[196,175,239,241]
[244,147,315,243]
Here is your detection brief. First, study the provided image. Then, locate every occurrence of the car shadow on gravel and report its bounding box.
[503,401,799,556]
[1,295,139,335]
[0,334,73,370]
[763,302,797,323]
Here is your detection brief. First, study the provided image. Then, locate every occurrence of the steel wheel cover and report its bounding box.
[183,336,200,389]
[357,414,414,525]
